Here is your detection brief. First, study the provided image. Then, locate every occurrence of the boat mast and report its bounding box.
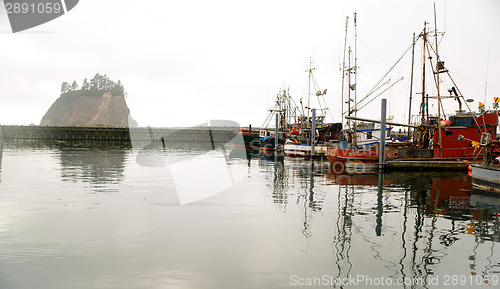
[353,12,358,146]
[306,58,316,142]
[434,3,442,155]
[408,33,416,140]
[308,58,311,123]
[421,22,427,124]
[288,89,292,130]
[347,47,352,135]
[279,89,284,130]
[341,16,349,130]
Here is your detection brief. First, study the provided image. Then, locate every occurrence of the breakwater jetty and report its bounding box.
[1,125,239,143]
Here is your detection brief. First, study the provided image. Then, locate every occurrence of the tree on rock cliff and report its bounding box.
[81,78,90,91]
[61,82,69,93]
[61,74,127,97]
[71,81,79,91]
[90,73,100,90]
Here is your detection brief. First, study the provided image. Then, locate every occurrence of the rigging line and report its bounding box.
[425,29,445,48]
[261,94,279,127]
[356,33,423,110]
[342,79,391,115]
[425,34,447,60]
[288,94,303,120]
[320,95,335,122]
[484,50,490,104]
[425,43,442,112]
[355,77,404,113]
[428,45,484,100]
[309,67,330,119]
[445,71,486,133]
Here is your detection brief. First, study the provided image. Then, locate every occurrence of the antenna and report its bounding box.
[484,51,490,104]
[444,0,447,34]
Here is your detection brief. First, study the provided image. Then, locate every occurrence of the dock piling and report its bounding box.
[379,99,387,170]
[275,113,279,155]
[311,108,316,157]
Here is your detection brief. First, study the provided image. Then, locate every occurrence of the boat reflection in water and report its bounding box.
[261,157,500,285]
[0,123,2,183]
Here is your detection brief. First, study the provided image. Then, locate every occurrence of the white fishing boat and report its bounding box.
[353,122,392,146]
[283,59,342,157]
[283,141,331,157]
[470,164,500,192]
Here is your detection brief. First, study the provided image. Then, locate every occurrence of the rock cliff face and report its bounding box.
[40,92,138,127]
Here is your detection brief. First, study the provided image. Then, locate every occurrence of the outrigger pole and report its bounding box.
[345,115,419,128]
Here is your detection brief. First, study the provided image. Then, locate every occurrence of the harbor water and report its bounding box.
[0,140,499,289]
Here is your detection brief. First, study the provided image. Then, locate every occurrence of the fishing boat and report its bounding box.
[283,59,342,157]
[259,87,298,153]
[471,164,500,192]
[259,134,284,153]
[326,12,397,165]
[330,108,499,165]
[328,13,499,168]
[353,122,393,146]
[470,132,500,192]
[232,127,260,150]
[284,121,343,157]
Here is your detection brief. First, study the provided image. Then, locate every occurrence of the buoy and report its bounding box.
[440,120,452,127]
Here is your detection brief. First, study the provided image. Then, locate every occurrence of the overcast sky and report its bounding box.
[1,0,499,128]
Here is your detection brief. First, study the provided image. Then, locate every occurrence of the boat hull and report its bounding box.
[284,142,331,157]
[327,146,488,166]
[471,164,500,192]
[327,148,396,165]
[259,137,284,153]
[232,132,260,150]
[327,111,498,166]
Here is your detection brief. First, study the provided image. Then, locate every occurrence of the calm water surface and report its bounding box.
[0,141,499,289]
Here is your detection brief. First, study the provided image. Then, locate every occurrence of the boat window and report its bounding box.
[445,131,453,136]
[367,132,372,139]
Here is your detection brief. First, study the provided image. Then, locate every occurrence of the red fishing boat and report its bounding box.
[327,18,499,168]
[328,110,498,165]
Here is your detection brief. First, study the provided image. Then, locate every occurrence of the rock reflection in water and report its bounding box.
[57,141,130,192]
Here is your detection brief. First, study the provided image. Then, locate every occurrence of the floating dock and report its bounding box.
[385,160,470,171]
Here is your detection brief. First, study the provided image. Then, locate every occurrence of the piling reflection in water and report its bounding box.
[0,123,3,161]
[0,123,3,183]
[260,157,500,284]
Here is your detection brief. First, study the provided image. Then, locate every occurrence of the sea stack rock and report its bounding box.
[40,74,138,127]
